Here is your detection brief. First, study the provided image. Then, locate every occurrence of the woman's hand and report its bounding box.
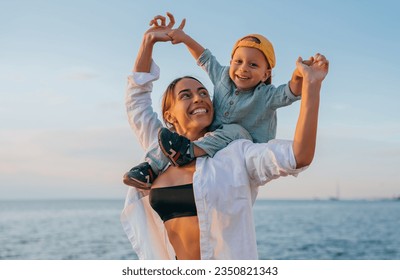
[144,12,185,44]
[296,53,329,84]
[134,12,185,72]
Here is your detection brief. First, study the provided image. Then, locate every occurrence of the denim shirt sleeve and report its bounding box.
[125,61,164,150]
[266,82,301,110]
[197,49,227,86]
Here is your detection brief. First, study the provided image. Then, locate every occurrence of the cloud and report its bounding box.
[318,121,400,143]
[0,126,145,199]
[330,103,351,111]
[65,72,99,81]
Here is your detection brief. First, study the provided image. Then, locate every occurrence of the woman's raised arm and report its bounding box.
[292,54,329,168]
[126,14,185,150]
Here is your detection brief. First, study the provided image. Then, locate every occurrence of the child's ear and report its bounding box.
[262,69,271,82]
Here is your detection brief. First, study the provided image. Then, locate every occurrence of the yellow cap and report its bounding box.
[231,34,276,69]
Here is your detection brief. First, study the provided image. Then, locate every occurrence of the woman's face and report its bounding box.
[165,78,214,139]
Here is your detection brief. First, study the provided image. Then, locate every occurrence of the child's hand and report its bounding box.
[293,56,314,79]
[159,12,187,45]
[301,58,314,66]
[168,25,187,45]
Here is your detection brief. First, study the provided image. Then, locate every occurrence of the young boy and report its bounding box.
[123,13,306,189]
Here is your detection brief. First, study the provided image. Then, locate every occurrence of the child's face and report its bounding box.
[229,47,271,91]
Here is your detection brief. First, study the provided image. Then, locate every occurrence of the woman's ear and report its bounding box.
[164,111,176,125]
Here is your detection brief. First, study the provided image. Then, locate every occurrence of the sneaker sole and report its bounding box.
[123,173,151,190]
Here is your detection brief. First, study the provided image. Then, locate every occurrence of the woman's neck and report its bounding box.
[176,128,207,141]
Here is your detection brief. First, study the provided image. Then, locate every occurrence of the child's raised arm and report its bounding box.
[165,13,205,61]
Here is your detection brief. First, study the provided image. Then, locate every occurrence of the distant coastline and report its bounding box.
[1,196,400,202]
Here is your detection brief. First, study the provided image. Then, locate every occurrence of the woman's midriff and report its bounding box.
[152,162,199,259]
[164,216,200,260]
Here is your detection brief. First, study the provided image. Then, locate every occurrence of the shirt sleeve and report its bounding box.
[120,187,176,260]
[197,49,227,86]
[243,139,307,187]
[125,60,164,150]
[266,83,301,110]
[131,60,160,86]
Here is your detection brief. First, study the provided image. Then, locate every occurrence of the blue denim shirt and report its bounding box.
[197,49,300,143]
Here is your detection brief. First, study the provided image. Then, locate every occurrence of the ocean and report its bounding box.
[1,199,399,260]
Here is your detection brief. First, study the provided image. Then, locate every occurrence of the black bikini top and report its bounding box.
[149,183,197,222]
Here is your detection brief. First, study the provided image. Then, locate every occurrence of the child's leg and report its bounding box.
[193,124,252,157]
[123,141,170,189]
[158,124,252,166]
[145,140,171,171]
[158,128,195,167]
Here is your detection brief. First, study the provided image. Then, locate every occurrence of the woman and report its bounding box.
[120,16,329,260]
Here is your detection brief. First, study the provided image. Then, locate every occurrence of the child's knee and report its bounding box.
[221,124,252,141]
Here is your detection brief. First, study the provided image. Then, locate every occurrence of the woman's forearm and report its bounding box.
[133,34,155,73]
[291,54,328,169]
[292,79,321,168]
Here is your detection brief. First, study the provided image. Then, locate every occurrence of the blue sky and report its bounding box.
[1,0,399,200]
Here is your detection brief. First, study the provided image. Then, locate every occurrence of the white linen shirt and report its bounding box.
[120,61,307,260]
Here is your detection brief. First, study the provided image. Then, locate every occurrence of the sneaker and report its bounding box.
[123,162,157,190]
[158,128,195,167]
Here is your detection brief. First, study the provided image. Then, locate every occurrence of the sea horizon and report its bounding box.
[1,199,399,260]
[1,196,399,202]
